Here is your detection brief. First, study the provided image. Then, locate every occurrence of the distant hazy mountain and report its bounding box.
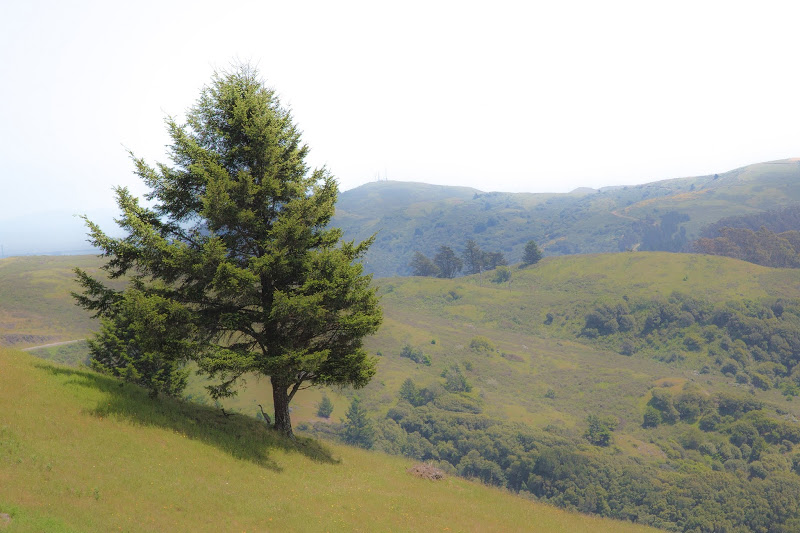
[6,159,800,273]
[332,159,800,277]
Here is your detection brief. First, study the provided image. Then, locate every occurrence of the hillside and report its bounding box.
[333,159,800,276]
[9,252,800,530]
[0,347,657,532]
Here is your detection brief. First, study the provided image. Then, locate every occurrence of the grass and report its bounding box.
[0,347,659,532]
[0,255,111,348]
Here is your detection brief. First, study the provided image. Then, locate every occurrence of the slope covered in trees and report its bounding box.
[692,205,800,268]
[332,160,800,276]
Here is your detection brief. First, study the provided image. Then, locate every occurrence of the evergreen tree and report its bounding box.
[316,395,334,418]
[463,239,484,275]
[434,245,463,278]
[521,240,543,266]
[342,396,374,448]
[77,280,192,398]
[73,65,382,438]
[409,251,439,276]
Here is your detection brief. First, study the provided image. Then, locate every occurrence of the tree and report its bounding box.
[316,395,334,418]
[463,239,485,275]
[342,396,374,448]
[409,251,439,276]
[521,240,542,266]
[73,65,382,438]
[434,245,463,278]
[484,251,507,270]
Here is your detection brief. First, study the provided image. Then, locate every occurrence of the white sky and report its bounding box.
[2,0,800,223]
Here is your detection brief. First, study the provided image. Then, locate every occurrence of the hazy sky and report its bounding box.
[2,0,800,225]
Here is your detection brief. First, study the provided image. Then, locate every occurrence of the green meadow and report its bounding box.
[0,347,657,532]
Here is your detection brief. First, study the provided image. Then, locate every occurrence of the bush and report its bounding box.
[400,344,431,365]
[642,406,660,428]
[492,266,511,283]
[469,336,495,353]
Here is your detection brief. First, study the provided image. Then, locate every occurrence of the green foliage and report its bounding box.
[434,246,462,278]
[521,240,542,266]
[398,378,436,407]
[469,336,495,353]
[409,251,439,277]
[463,239,484,275]
[642,406,660,428]
[72,65,382,436]
[86,287,192,398]
[342,396,374,449]
[584,414,617,446]
[442,365,472,393]
[316,395,334,418]
[694,222,800,268]
[492,266,511,284]
[400,344,431,366]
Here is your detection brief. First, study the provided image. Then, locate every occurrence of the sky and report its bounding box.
[1,1,800,252]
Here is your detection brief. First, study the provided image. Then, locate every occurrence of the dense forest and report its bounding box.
[692,205,800,268]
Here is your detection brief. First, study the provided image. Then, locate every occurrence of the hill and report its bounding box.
[0,347,657,532]
[9,252,800,530]
[332,159,800,276]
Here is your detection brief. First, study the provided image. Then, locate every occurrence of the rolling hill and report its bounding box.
[332,159,800,276]
[8,251,800,530]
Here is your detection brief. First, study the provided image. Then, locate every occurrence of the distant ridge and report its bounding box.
[333,158,800,276]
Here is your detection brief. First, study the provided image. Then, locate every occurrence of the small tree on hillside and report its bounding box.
[463,239,485,275]
[409,251,439,276]
[434,245,463,278]
[521,240,543,266]
[316,395,334,418]
[342,396,375,448]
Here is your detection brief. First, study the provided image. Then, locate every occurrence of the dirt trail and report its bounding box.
[22,339,86,352]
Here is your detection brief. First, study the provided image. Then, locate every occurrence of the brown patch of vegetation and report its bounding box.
[408,463,445,481]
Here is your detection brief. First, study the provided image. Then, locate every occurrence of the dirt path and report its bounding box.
[22,339,86,352]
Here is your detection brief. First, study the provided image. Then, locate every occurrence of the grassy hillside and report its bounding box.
[0,255,110,348]
[333,159,800,276]
[9,252,800,530]
[0,347,657,532]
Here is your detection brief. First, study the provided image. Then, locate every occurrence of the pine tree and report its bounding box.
[521,240,543,266]
[73,65,382,438]
[316,395,334,418]
[342,396,374,448]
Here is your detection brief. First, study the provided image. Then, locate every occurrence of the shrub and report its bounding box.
[469,336,495,353]
[400,344,431,365]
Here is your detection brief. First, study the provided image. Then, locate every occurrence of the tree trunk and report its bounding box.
[271,376,294,438]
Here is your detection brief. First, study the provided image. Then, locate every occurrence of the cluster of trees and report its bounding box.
[304,380,800,532]
[410,239,542,278]
[574,293,800,394]
[72,66,382,437]
[409,240,506,278]
[692,204,800,268]
[636,211,690,252]
[692,226,800,268]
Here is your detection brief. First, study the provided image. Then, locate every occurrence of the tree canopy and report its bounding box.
[521,240,542,266]
[73,65,382,437]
